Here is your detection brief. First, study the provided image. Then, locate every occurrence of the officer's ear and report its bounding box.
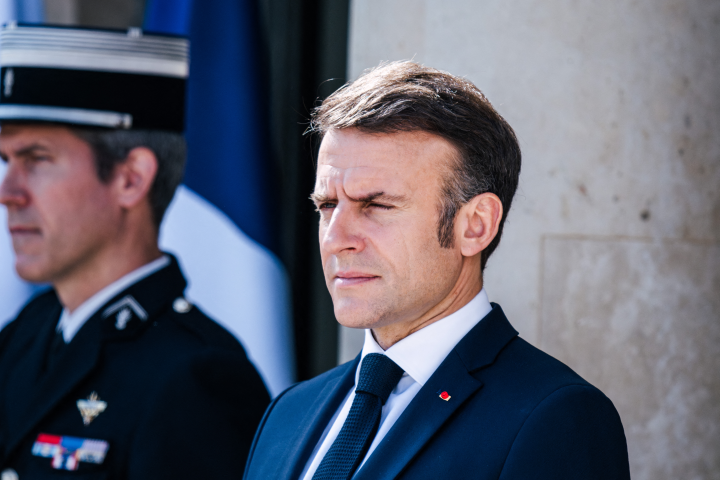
[112,146,158,210]
[455,192,503,258]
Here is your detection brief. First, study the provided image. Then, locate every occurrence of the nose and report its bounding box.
[0,162,28,208]
[320,204,365,256]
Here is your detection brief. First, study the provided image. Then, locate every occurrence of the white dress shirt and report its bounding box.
[55,255,170,343]
[300,289,493,479]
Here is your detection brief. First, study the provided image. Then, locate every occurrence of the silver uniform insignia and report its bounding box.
[102,295,147,330]
[114,308,132,330]
[77,392,107,426]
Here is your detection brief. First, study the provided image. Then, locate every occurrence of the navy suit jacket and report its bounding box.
[244,304,630,479]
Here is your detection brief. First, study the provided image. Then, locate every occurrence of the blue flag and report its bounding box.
[146,0,276,252]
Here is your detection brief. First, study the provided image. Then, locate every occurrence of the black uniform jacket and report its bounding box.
[244,304,630,480]
[0,256,270,479]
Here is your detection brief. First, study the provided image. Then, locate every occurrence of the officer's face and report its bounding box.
[0,124,119,284]
[313,128,464,340]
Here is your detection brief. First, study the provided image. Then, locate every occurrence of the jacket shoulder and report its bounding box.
[492,336,594,392]
[495,336,621,426]
[113,299,270,416]
[497,375,630,479]
[162,301,247,353]
[104,297,260,386]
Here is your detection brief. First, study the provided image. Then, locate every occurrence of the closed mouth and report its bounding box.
[334,273,379,287]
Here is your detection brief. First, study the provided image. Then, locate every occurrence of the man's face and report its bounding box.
[0,124,119,283]
[314,128,464,332]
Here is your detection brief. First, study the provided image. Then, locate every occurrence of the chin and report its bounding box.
[336,316,373,330]
[333,299,386,330]
[14,258,52,284]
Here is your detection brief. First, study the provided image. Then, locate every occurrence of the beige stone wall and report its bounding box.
[340,1,720,478]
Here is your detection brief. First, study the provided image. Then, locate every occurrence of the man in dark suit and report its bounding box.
[0,25,269,479]
[244,61,630,480]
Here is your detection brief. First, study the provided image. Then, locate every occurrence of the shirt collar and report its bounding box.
[357,288,493,387]
[56,255,170,342]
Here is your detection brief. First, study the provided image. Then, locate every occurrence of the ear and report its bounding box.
[112,147,158,210]
[455,192,503,258]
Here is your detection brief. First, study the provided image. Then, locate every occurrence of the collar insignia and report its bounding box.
[102,295,147,330]
[77,392,107,425]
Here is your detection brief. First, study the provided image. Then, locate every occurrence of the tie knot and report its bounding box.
[356,353,404,405]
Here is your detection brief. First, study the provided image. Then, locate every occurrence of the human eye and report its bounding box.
[29,153,51,162]
[368,202,393,210]
[18,151,52,166]
[315,201,337,212]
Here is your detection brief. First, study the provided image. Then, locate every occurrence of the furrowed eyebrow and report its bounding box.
[309,192,332,204]
[348,191,408,204]
[12,143,50,157]
[310,191,408,205]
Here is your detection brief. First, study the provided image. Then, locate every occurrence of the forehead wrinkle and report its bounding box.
[316,156,414,205]
[314,164,380,195]
[341,165,409,197]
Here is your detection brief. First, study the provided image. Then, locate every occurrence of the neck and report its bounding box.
[55,223,161,312]
[371,256,483,350]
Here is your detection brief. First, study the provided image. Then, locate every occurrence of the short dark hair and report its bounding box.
[71,128,186,228]
[309,61,521,271]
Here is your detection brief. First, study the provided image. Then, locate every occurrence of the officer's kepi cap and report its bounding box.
[0,23,188,132]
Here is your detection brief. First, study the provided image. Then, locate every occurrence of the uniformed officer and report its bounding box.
[0,24,270,479]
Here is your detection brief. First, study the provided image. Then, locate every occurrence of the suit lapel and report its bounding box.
[355,304,518,480]
[277,357,359,480]
[355,352,482,480]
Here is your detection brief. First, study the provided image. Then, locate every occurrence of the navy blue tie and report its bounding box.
[312,353,404,480]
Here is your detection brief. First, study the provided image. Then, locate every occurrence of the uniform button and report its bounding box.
[1,468,19,480]
[173,297,192,313]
